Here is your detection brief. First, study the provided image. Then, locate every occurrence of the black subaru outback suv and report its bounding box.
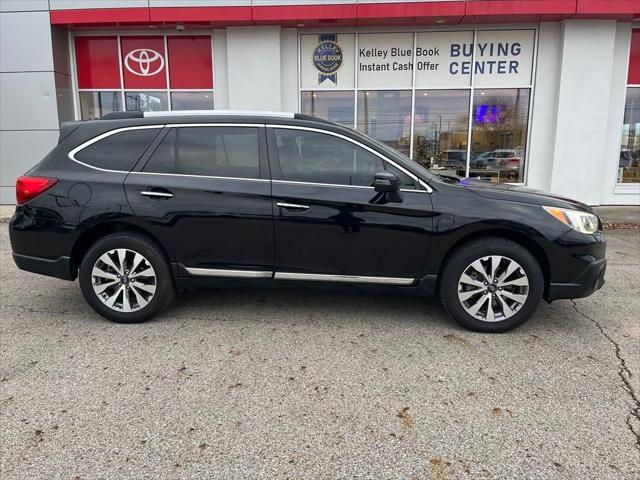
[9,111,606,332]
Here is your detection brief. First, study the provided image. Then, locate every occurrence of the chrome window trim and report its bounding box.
[272,179,427,194]
[129,171,270,183]
[266,124,433,193]
[185,267,272,279]
[274,272,415,286]
[68,125,165,173]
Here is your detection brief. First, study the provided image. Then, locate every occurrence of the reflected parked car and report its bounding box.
[471,151,495,169]
[440,150,468,169]
[619,149,638,168]
[491,149,523,170]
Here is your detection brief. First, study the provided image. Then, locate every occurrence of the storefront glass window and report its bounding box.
[470,88,530,183]
[301,91,354,127]
[300,30,536,184]
[619,87,640,183]
[357,90,412,157]
[125,92,169,112]
[74,34,214,120]
[171,92,214,110]
[79,91,122,120]
[412,90,470,174]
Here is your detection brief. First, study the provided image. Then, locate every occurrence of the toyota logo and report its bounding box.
[124,48,165,77]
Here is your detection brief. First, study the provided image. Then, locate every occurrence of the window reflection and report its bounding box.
[171,91,214,110]
[301,91,354,127]
[412,90,470,175]
[125,91,168,112]
[619,87,640,183]
[470,88,530,183]
[79,91,122,120]
[357,90,412,157]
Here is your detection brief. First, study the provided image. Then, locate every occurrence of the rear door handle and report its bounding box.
[140,189,174,199]
[276,202,310,211]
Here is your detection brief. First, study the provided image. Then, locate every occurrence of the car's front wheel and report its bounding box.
[439,237,544,333]
[79,232,175,323]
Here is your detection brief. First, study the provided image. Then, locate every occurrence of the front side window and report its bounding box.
[143,127,260,179]
[74,128,161,171]
[273,129,418,189]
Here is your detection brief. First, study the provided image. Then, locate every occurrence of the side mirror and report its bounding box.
[373,171,401,192]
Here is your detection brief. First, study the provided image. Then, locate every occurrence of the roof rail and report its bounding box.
[143,110,295,118]
[102,111,144,120]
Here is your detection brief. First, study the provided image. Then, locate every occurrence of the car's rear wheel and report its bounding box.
[79,232,174,323]
[439,237,544,333]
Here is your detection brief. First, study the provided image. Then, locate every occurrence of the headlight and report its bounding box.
[542,206,599,234]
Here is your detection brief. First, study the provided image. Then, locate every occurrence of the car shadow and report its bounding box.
[163,282,454,329]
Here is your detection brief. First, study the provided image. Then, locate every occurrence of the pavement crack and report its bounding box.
[571,300,640,453]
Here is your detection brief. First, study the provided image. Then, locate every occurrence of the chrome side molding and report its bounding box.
[184,268,272,279]
[182,267,415,286]
[274,272,415,285]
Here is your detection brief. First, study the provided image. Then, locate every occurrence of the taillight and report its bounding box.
[16,176,58,205]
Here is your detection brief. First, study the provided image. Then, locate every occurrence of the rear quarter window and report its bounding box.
[73,127,161,171]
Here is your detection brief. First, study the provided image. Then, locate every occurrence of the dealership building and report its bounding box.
[0,0,638,205]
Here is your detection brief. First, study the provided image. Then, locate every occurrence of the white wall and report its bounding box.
[213,29,230,110]
[0,7,60,203]
[226,27,283,111]
[526,22,562,193]
[280,28,299,113]
[549,20,618,205]
[600,23,640,205]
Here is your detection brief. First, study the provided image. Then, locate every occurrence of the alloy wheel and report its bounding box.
[457,255,529,322]
[91,248,157,312]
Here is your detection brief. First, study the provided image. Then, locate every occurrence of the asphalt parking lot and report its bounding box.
[1,225,639,479]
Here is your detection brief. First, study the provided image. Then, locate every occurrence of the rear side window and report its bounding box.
[74,128,160,171]
[143,127,260,179]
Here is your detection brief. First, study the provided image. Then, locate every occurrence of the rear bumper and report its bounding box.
[546,257,606,302]
[12,253,75,281]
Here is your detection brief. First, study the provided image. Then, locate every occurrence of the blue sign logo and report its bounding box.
[313,34,342,85]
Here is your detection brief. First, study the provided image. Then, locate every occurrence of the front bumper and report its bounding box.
[12,253,75,281]
[546,257,606,301]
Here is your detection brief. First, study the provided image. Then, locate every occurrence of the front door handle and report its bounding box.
[276,202,310,212]
[140,189,174,199]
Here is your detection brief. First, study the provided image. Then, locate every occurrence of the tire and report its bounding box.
[79,232,175,323]
[439,237,544,333]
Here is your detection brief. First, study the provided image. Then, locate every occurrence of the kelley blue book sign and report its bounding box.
[300,30,535,89]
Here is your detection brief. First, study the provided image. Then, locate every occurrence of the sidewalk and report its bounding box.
[594,206,640,229]
[1,205,14,222]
